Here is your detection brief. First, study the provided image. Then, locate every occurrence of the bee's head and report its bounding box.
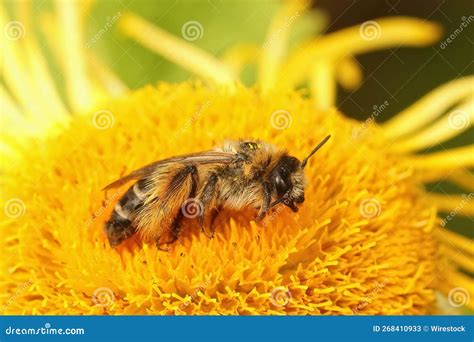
[270,135,331,212]
[270,155,305,212]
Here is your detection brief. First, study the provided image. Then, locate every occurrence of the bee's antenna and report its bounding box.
[301,135,331,168]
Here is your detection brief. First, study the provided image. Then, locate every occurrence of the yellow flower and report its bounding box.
[1,1,472,315]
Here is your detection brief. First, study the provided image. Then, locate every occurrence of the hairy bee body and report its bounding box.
[104,137,330,247]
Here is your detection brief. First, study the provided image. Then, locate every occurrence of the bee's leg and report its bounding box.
[197,173,218,238]
[206,206,222,238]
[170,210,184,242]
[257,181,272,220]
[156,165,199,250]
[156,211,184,251]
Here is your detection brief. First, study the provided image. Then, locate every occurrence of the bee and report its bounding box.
[103,135,331,248]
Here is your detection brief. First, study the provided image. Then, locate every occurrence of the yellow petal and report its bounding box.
[391,98,473,153]
[409,145,474,170]
[281,17,441,89]
[383,77,473,139]
[221,44,260,76]
[310,59,336,109]
[336,56,363,90]
[258,0,309,93]
[119,12,236,88]
[436,228,474,256]
[427,193,474,216]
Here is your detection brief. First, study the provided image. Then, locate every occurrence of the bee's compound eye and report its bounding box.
[274,174,289,195]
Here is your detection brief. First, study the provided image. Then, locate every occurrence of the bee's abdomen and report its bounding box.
[104,179,147,246]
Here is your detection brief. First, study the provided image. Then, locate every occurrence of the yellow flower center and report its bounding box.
[1,83,439,314]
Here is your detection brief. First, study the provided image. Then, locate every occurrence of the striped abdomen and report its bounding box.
[104,179,148,246]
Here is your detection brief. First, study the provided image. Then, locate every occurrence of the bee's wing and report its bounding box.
[102,151,236,191]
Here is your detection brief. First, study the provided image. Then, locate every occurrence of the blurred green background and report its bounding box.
[12,0,472,123]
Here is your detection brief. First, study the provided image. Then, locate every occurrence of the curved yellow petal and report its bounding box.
[440,245,473,273]
[55,0,94,112]
[281,17,441,89]
[258,0,309,93]
[427,193,474,216]
[310,59,336,109]
[383,77,473,139]
[409,145,474,170]
[0,10,45,121]
[418,169,474,192]
[439,269,474,311]
[336,56,363,91]
[16,1,68,120]
[221,44,260,76]
[119,12,236,88]
[435,228,474,255]
[392,98,473,153]
[448,170,474,192]
[86,51,129,98]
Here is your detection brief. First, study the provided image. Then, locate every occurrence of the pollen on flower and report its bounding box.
[0,83,439,314]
